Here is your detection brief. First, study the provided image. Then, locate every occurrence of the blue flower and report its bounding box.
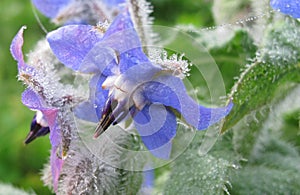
[10,27,63,191]
[33,0,126,24]
[47,10,233,159]
[270,0,300,18]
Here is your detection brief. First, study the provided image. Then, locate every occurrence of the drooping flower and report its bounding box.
[270,0,300,18]
[10,27,63,191]
[21,89,62,191]
[47,10,233,159]
[32,0,126,24]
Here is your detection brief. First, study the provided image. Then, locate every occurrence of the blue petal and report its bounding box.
[133,104,177,159]
[47,11,149,75]
[118,48,150,73]
[270,0,300,18]
[22,89,44,110]
[92,74,109,118]
[103,10,135,38]
[22,89,59,131]
[75,101,99,123]
[50,147,63,192]
[32,0,71,18]
[80,43,119,76]
[142,169,154,188]
[119,62,161,87]
[10,26,26,70]
[75,74,108,122]
[103,0,126,7]
[10,26,35,74]
[142,75,233,130]
[101,10,149,73]
[47,25,103,72]
[82,38,150,75]
[140,166,154,194]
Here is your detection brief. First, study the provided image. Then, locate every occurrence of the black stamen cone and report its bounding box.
[24,115,50,144]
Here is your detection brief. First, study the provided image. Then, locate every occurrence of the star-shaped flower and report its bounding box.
[47,10,233,159]
[270,0,300,18]
[10,27,63,191]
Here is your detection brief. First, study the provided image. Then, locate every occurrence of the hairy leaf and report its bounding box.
[230,134,300,194]
[163,133,234,195]
[221,17,300,133]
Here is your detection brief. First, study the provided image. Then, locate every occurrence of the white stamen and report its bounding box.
[149,49,191,78]
[102,75,119,90]
[132,89,146,110]
[36,110,49,127]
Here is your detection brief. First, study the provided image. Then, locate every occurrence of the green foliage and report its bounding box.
[227,85,300,194]
[0,0,54,194]
[221,17,300,133]
[229,132,300,194]
[164,135,233,195]
[281,109,300,146]
[230,166,300,194]
[0,82,52,195]
[157,8,300,195]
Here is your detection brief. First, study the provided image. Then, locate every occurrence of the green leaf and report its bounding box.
[164,154,231,195]
[221,17,300,133]
[232,83,300,158]
[229,88,300,194]
[117,169,143,194]
[281,109,300,147]
[231,105,271,157]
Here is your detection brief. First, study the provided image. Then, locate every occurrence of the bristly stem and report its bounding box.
[129,0,153,55]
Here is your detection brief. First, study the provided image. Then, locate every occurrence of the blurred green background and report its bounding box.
[0,0,52,194]
[0,0,214,194]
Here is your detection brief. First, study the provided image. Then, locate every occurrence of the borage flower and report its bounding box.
[47,10,233,159]
[21,89,62,191]
[10,27,63,191]
[270,0,300,18]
